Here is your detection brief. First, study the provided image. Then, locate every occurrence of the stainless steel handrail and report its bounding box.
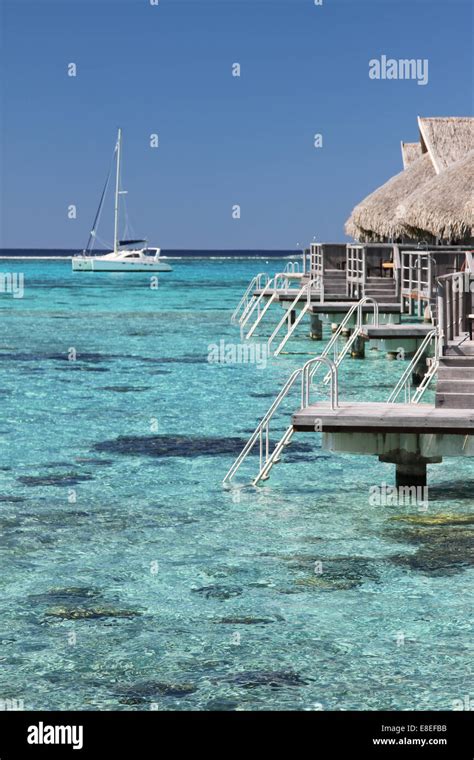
[223,355,340,485]
[387,328,439,404]
[232,272,270,324]
[267,278,321,352]
[302,356,339,409]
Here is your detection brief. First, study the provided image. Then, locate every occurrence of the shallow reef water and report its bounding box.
[0,258,472,711]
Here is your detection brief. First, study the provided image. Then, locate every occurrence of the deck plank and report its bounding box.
[361,324,432,338]
[293,401,474,434]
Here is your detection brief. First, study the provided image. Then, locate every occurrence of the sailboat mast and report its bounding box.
[113,128,122,253]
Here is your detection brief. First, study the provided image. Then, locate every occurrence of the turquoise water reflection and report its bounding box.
[0,259,471,711]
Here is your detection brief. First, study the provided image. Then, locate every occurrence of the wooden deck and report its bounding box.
[361,323,432,339]
[292,401,474,434]
[253,288,358,304]
[253,289,401,310]
[309,302,401,314]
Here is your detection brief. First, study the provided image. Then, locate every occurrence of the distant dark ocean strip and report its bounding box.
[0,249,301,260]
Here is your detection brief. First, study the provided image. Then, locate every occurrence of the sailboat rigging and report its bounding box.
[72,129,172,272]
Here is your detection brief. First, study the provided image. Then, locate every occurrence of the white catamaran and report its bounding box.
[72,129,172,272]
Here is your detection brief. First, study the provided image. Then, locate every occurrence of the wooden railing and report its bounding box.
[310,243,324,279]
[401,251,434,317]
[346,245,366,298]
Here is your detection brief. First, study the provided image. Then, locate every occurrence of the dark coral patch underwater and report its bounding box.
[17,473,94,487]
[116,681,197,705]
[222,670,311,689]
[386,515,474,576]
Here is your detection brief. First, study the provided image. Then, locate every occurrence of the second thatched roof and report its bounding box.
[418,116,473,173]
[401,141,421,169]
[398,151,474,241]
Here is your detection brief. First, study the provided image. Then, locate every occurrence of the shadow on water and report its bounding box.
[92,434,315,459]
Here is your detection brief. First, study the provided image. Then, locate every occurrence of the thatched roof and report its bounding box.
[398,151,474,242]
[418,116,474,173]
[344,216,373,242]
[344,216,362,239]
[345,116,474,241]
[401,141,421,169]
[345,152,435,240]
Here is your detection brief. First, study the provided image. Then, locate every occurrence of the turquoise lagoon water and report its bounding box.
[0,258,472,711]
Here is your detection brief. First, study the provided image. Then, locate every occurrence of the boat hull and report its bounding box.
[72,258,172,272]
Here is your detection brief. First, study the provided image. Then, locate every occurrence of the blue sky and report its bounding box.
[1,0,472,249]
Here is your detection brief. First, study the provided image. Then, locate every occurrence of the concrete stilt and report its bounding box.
[380,452,442,488]
[289,309,296,325]
[395,461,427,488]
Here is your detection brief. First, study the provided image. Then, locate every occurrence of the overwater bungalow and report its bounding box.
[234,117,473,355]
[226,117,474,489]
[225,265,474,489]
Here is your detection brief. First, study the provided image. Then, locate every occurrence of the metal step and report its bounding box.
[253,425,295,484]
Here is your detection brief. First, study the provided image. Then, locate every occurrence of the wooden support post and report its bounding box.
[447,279,453,341]
[412,357,427,386]
[310,314,323,340]
[351,335,366,359]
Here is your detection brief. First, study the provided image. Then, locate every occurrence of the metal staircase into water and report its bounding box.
[232,261,304,327]
[313,296,379,382]
[223,356,339,486]
[266,278,322,355]
[242,275,319,339]
[223,297,379,485]
[231,273,270,325]
[224,265,474,489]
